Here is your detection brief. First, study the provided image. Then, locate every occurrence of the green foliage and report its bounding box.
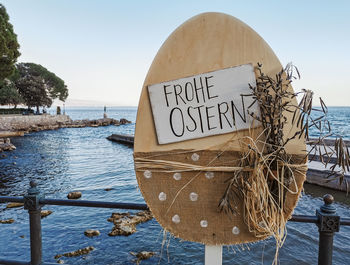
[16,74,52,111]
[0,79,23,106]
[16,63,68,101]
[0,4,20,80]
[0,4,68,111]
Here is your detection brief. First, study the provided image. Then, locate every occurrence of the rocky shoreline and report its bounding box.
[18,117,131,132]
[0,115,131,152]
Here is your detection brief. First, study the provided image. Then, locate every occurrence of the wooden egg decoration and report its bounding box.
[134,12,306,245]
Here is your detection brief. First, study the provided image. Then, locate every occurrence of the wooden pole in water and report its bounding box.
[205,245,222,265]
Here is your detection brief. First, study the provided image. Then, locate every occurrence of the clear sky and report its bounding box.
[2,0,350,106]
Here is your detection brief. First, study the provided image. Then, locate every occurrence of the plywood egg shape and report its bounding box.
[134,12,306,245]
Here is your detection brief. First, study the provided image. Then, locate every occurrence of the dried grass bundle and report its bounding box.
[219,63,349,264]
[218,132,305,264]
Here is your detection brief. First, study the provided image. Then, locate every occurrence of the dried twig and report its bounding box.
[218,62,349,265]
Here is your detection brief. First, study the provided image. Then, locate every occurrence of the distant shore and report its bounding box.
[0,113,131,152]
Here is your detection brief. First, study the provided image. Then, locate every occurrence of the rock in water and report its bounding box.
[107,210,153,236]
[120,118,131,124]
[41,210,53,219]
[0,218,15,224]
[107,212,130,223]
[130,251,155,264]
[67,191,82,199]
[84,229,100,237]
[6,202,24,208]
[54,246,95,259]
[108,223,137,236]
[134,210,153,224]
[0,138,16,152]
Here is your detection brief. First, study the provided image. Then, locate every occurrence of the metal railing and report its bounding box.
[0,181,349,265]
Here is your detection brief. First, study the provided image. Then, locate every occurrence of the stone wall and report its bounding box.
[0,114,72,131]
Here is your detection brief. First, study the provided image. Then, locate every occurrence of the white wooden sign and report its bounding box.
[148,64,260,144]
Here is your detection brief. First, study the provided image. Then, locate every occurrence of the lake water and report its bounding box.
[0,107,350,264]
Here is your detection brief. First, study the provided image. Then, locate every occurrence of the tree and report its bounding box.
[0,4,20,80]
[15,63,68,112]
[0,79,23,107]
[16,63,68,102]
[16,74,52,113]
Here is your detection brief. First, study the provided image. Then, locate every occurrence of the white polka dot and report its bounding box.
[232,226,240,235]
[173,172,182,181]
[172,214,180,224]
[158,192,166,201]
[205,172,214,179]
[189,192,198,201]
[200,220,208,228]
[143,170,152,179]
[191,153,200,161]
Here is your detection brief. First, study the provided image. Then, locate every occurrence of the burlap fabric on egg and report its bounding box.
[134,12,307,245]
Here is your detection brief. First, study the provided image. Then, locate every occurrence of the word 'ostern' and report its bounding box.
[147,64,260,144]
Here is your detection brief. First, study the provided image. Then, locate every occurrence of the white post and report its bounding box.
[205,245,222,265]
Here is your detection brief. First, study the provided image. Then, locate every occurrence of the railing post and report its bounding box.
[316,194,340,265]
[24,181,43,265]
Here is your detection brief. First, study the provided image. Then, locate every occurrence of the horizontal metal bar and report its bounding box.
[2,195,350,225]
[0,259,29,265]
[0,259,59,265]
[0,196,24,203]
[340,218,350,226]
[40,199,350,225]
[289,215,350,226]
[308,138,350,147]
[40,198,149,210]
[289,215,318,223]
